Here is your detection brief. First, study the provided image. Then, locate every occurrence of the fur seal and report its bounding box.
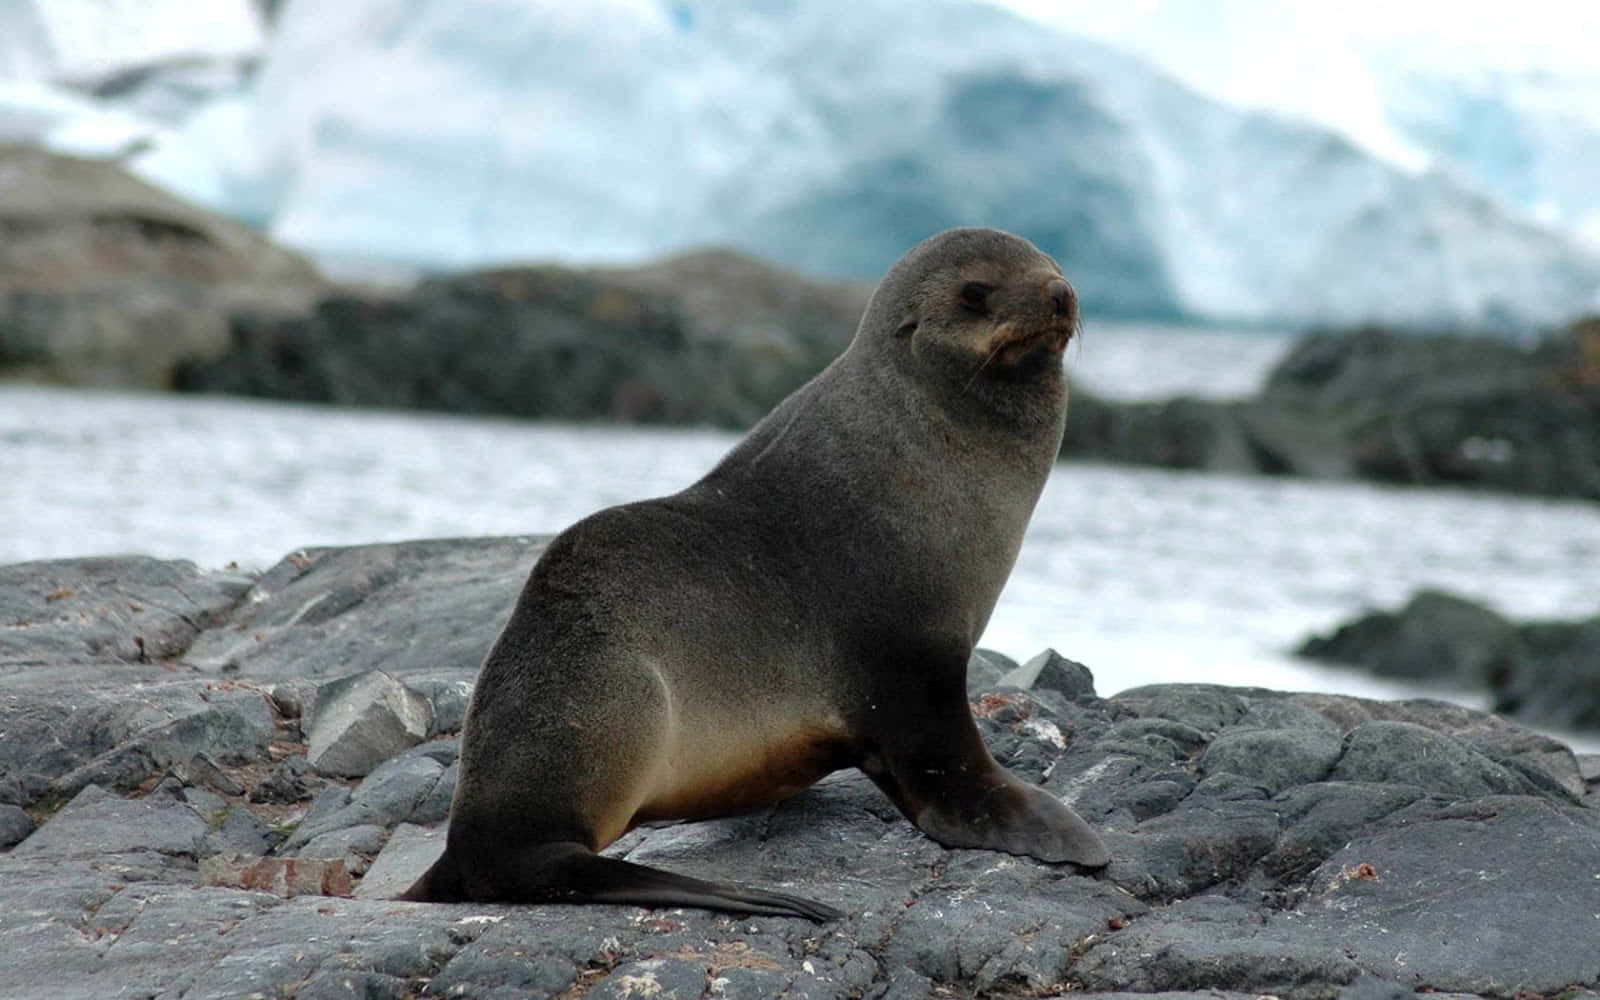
[400,227,1109,920]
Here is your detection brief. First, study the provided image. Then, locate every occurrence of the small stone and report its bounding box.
[307,671,432,778]
[175,751,247,796]
[290,824,387,873]
[250,755,317,803]
[0,803,36,847]
[997,648,1097,700]
[211,805,281,855]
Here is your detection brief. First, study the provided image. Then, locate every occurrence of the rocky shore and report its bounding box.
[4,539,1599,999]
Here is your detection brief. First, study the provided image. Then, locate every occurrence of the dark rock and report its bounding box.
[1199,726,1343,794]
[1502,616,1600,730]
[1330,720,1533,798]
[307,671,432,778]
[250,755,317,803]
[1300,590,1600,734]
[997,647,1098,700]
[211,805,282,856]
[1297,588,1519,685]
[175,249,867,429]
[0,802,36,847]
[409,761,457,824]
[1063,323,1600,503]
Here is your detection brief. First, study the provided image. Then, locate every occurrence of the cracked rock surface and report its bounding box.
[3,538,1598,999]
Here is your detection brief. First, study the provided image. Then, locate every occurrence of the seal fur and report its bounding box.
[399,227,1108,920]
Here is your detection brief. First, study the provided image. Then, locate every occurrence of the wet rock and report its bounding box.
[307,670,432,778]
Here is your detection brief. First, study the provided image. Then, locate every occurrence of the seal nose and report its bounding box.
[1048,277,1076,318]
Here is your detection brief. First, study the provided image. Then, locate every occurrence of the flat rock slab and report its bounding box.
[182,536,543,682]
[2,541,1598,999]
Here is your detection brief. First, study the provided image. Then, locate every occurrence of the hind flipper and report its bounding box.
[399,841,841,922]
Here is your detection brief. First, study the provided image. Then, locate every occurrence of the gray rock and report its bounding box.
[409,760,457,824]
[1330,720,1531,798]
[0,553,252,666]
[0,802,36,847]
[1300,588,1600,734]
[181,537,539,683]
[356,823,443,899]
[209,805,281,856]
[996,647,1098,700]
[965,647,1018,693]
[249,754,317,803]
[409,674,476,735]
[1199,726,1343,794]
[284,753,445,852]
[13,783,209,858]
[307,670,432,778]
[590,958,707,1000]
[290,824,387,872]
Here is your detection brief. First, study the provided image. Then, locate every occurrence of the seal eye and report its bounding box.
[959,282,991,313]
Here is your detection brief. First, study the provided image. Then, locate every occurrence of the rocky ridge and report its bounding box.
[4,538,1599,999]
[0,145,323,389]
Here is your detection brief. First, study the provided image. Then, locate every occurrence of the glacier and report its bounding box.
[7,0,1598,329]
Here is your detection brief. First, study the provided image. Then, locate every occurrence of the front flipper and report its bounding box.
[863,697,1109,869]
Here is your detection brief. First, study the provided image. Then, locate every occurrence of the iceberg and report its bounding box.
[18,0,1594,328]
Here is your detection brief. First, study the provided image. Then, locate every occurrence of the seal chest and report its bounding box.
[399,227,1107,921]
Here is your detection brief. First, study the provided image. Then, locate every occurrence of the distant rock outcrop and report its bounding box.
[175,249,869,427]
[1063,322,1600,501]
[0,145,322,388]
[3,540,1599,998]
[1299,589,1600,733]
